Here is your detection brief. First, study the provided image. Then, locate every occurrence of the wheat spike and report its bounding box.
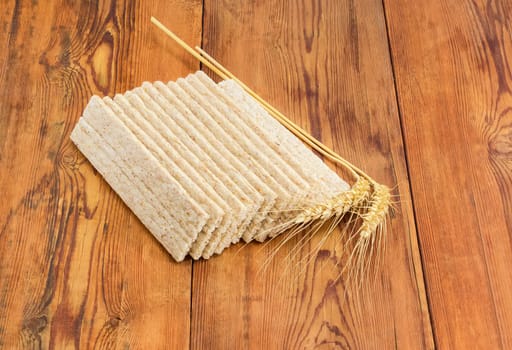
[294,177,371,224]
[358,183,391,239]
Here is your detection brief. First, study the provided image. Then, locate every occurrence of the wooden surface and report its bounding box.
[384,0,512,348]
[0,0,509,349]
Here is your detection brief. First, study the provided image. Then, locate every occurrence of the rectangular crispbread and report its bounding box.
[71,71,352,261]
[71,119,193,261]
[172,79,293,250]
[188,72,317,241]
[80,96,209,246]
[104,94,229,259]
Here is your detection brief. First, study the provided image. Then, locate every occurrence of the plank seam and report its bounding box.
[380,0,438,348]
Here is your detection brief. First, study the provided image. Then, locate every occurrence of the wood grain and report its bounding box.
[191,0,433,348]
[384,0,512,348]
[0,1,202,348]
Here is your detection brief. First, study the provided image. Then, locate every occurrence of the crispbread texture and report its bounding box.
[162,81,279,254]
[174,78,300,249]
[119,89,249,259]
[218,79,349,194]
[190,72,317,242]
[148,82,270,257]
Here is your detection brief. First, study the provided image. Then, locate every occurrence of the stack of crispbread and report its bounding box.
[71,71,350,262]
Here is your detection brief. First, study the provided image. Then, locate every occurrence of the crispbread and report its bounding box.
[218,79,350,194]
[218,80,351,238]
[81,96,209,247]
[71,119,191,261]
[103,95,228,259]
[177,77,305,245]
[162,81,279,252]
[150,82,274,256]
[115,90,249,259]
[188,72,317,241]
[72,69,356,261]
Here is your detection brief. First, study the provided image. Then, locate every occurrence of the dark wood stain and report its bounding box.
[7,0,21,42]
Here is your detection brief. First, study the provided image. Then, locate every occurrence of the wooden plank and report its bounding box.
[192,0,434,348]
[0,1,201,348]
[384,0,512,348]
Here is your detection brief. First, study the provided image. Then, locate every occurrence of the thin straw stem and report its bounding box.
[150,17,229,80]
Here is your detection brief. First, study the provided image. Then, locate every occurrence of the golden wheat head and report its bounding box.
[293,178,372,224]
[358,183,391,239]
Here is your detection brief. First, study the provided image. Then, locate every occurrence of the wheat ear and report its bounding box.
[257,178,372,272]
[359,183,391,239]
[294,178,372,224]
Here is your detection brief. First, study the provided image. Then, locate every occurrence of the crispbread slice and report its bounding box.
[176,78,303,246]
[135,85,264,256]
[114,90,247,259]
[217,79,351,238]
[80,96,209,250]
[161,81,278,252]
[218,79,350,194]
[188,72,315,241]
[71,119,192,262]
[151,82,274,256]
[104,95,227,259]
